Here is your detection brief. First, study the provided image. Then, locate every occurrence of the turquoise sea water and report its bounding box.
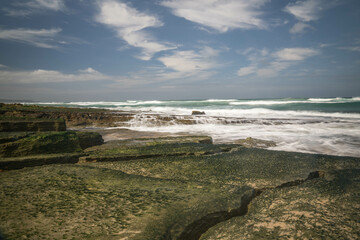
[30,97,360,157]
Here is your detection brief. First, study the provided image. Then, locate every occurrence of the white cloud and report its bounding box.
[237,47,319,77]
[161,0,269,33]
[284,0,323,22]
[0,64,8,68]
[28,0,65,11]
[338,46,360,52]
[3,0,66,16]
[273,48,319,61]
[285,0,340,35]
[237,66,256,77]
[96,0,176,60]
[0,28,62,49]
[158,46,218,73]
[0,67,110,83]
[289,22,314,34]
[319,43,333,48]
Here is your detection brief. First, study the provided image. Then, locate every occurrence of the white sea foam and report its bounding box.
[229,100,305,105]
[23,98,360,157]
[124,116,360,157]
[116,106,360,120]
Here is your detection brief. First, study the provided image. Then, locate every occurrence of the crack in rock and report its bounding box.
[174,171,325,240]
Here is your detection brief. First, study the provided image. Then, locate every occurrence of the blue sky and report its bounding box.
[0,0,359,101]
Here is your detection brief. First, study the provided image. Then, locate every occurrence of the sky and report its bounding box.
[0,0,359,101]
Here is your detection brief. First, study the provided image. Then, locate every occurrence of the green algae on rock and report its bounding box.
[86,148,360,189]
[0,131,82,158]
[200,169,360,240]
[79,135,231,163]
[0,164,253,240]
[79,136,217,162]
[76,131,104,150]
[0,153,84,170]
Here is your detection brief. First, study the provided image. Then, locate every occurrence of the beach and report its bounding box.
[0,101,359,239]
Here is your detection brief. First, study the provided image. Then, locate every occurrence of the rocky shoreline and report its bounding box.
[0,103,359,239]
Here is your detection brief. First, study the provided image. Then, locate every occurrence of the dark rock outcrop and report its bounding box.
[76,132,104,150]
[0,131,82,158]
[0,120,66,132]
[192,111,206,115]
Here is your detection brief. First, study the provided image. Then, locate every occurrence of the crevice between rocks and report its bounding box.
[174,170,325,240]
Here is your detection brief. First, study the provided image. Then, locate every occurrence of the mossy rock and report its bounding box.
[0,153,84,170]
[0,132,34,144]
[86,148,360,188]
[0,164,253,239]
[80,142,236,162]
[200,169,360,240]
[76,131,104,150]
[80,136,232,163]
[0,131,82,158]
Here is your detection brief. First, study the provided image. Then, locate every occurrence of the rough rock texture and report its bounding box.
[200,169,360,240]
[0,142,359,239]
[0,164,253,240]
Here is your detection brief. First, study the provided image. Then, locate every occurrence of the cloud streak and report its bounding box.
[285,0,339,35]
[0,67,110,84]
[284,0,323,22]
[0,28,62,48]
[237,47,319,77]
[289,22,314,34]
[161,0,269,33]
[96,0,176,60]
[3,0,66,16]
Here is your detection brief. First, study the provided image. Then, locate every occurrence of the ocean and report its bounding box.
[32,97,360,157]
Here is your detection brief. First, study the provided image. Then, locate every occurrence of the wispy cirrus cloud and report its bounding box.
[338,46,360,52]
[0,67,110,84]
[237,47,319,77]
[284,0,324,22]
[285,0,339,35]
[289,22,314,34]
[3,0,66,17]
[96,0,177,60]
[161,0,269,33]
[0,28,62,49]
